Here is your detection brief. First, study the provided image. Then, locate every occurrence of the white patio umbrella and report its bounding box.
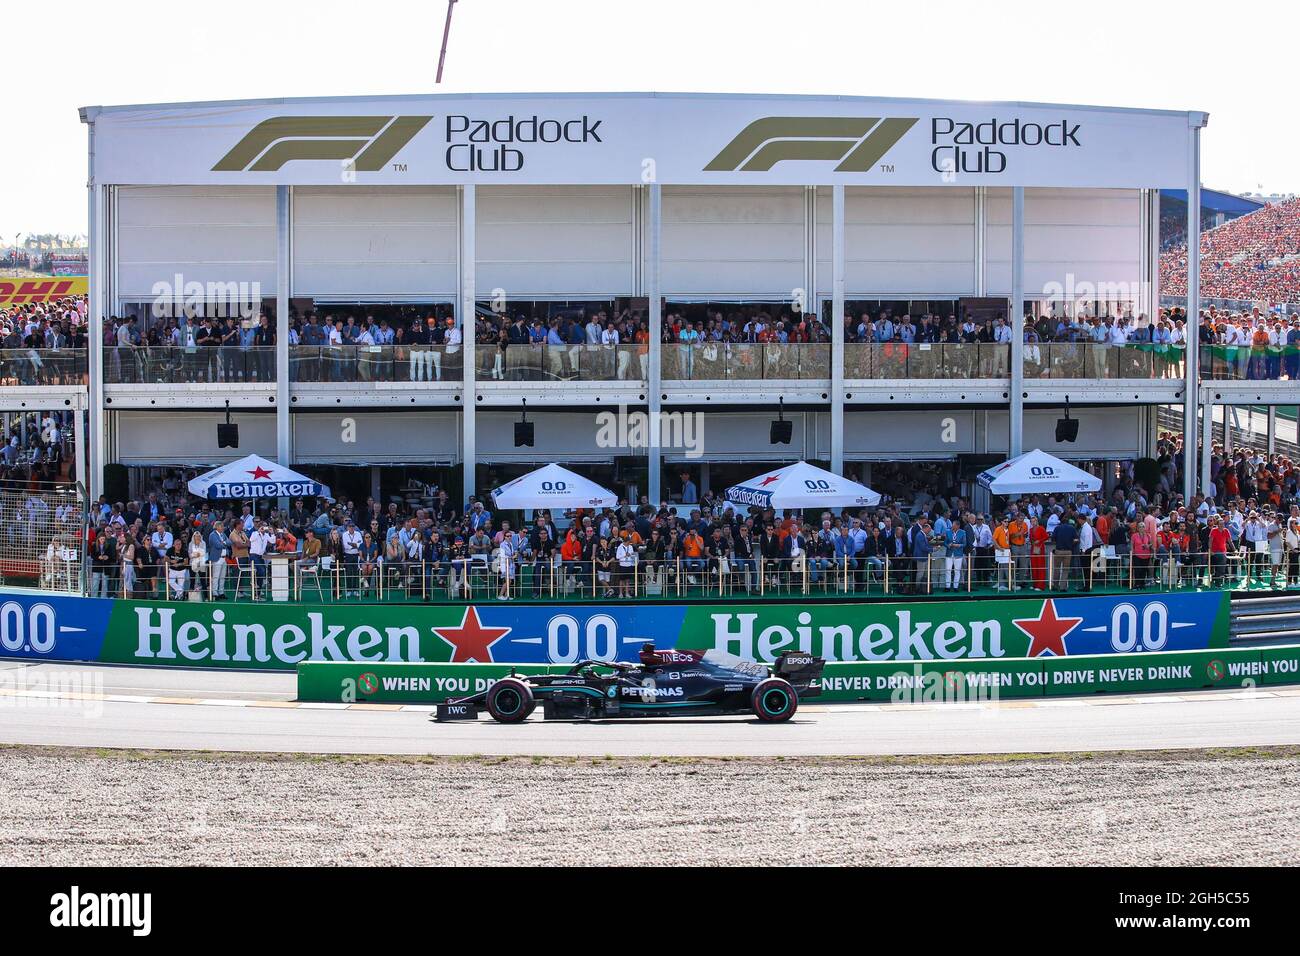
[490,463,618,510]
[187,454,332,501]
[724,460,881,511]
[977,448,1101,495]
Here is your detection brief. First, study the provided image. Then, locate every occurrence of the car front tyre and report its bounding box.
[485,677,535,724]
[751,677,798,722]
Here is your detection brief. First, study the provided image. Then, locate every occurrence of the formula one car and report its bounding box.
[434,644,824,724]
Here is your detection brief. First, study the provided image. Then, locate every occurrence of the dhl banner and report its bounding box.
[0,277,87,306]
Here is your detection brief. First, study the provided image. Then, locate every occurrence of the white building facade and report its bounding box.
[76,91,1234,504]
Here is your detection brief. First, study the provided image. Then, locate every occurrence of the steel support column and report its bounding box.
[1200,398,1213,495]
[647,183,663,503]
[1183,116,1207,502]
[86,114,106,503]
[275,185,291,467]
[1009,186,1025,457]
[830,184,845,474]
[460,184,476,507]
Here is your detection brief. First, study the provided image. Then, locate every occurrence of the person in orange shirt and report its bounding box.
[1007,513,1029,591]
[991,518,1011,590]
[682,528,705,582]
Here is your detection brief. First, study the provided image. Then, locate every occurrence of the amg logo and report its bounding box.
[213,116,432,172]
[50,886,152,937]
[705,116,918,172]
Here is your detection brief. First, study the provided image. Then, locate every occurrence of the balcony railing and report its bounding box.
[290,345,463,383]
[476,343,645,382]
[1022,343,1186,380]
[662,342,829,380]
[844,342,1009,379]
[1199,344,1300,382]
[80,342,1300,388]
[0,349,87,386]
[104,346,277,385]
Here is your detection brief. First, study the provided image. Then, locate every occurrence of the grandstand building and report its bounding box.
[61,91,1289,507]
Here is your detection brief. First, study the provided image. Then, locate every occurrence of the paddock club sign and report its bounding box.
[0,591,1228,671]
[87,95,1194,188]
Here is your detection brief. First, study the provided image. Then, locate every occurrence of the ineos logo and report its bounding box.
[0,601,57,654]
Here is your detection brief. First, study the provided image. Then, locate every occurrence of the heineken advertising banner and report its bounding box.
[299,645,1300,705]
[0,589,1229,671]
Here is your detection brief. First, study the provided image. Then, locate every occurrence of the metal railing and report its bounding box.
[290,345,463,383]
[86,342,1300,387]
[103,346,277,384]
[1198,344,1300,381]
[1022,343,1186,380]
[0,349,88,386]
[476,343,646,382]
[662,342,829,380]
[89,546,1300,603]
[843,342,1009,379]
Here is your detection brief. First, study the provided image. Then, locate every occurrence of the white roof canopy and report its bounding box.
[490,463,618,510]
[977,449,1101,495]
[725,460,881,511]
[187,454,331,501]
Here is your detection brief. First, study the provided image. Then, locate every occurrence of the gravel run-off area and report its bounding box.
[2,745,1297,866]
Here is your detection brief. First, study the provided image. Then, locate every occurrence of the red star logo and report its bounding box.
[433,606,511,663]
[1012,599,1083,658]
[759,473,782,487]
[248,466,273,480]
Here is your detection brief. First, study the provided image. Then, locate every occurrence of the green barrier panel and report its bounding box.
[1258,646,1300,686]
[1041,647,1261,695]
[297,662,552,704]
[299,647,1300,706]
[815,658,1044,702]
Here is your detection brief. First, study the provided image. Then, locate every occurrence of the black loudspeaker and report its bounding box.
[217,423,240,448]
[770,419,793,444]
[514,422,535,447]
[1055,417,1079,443]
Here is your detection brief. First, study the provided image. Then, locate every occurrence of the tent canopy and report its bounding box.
[187,454,332,501]
[977,449,1101,495]
[725,460,881,511]
[490,463,618,510]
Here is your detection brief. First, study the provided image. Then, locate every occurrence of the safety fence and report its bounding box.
[0,487,84,593]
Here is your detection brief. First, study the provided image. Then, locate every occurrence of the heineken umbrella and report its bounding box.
[977,448,1100,495]
[187,454,332,501]
[490,463,618,510]
[725,460,880,511]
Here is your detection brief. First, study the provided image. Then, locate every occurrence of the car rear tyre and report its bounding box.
[485,678,535,723]
[751,677,797,722]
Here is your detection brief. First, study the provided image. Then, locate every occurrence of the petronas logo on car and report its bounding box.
[705,116,918,172]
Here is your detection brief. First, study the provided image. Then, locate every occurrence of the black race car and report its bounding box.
[434,644,824,724]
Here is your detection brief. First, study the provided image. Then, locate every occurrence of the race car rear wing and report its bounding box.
[774,651,824,697]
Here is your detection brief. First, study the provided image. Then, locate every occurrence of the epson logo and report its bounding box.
[50,886,152,937]
[930,117,1081,174]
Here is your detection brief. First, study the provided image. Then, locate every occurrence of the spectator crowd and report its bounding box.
[82,433,1300,604]
[1162,196,1300,305]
